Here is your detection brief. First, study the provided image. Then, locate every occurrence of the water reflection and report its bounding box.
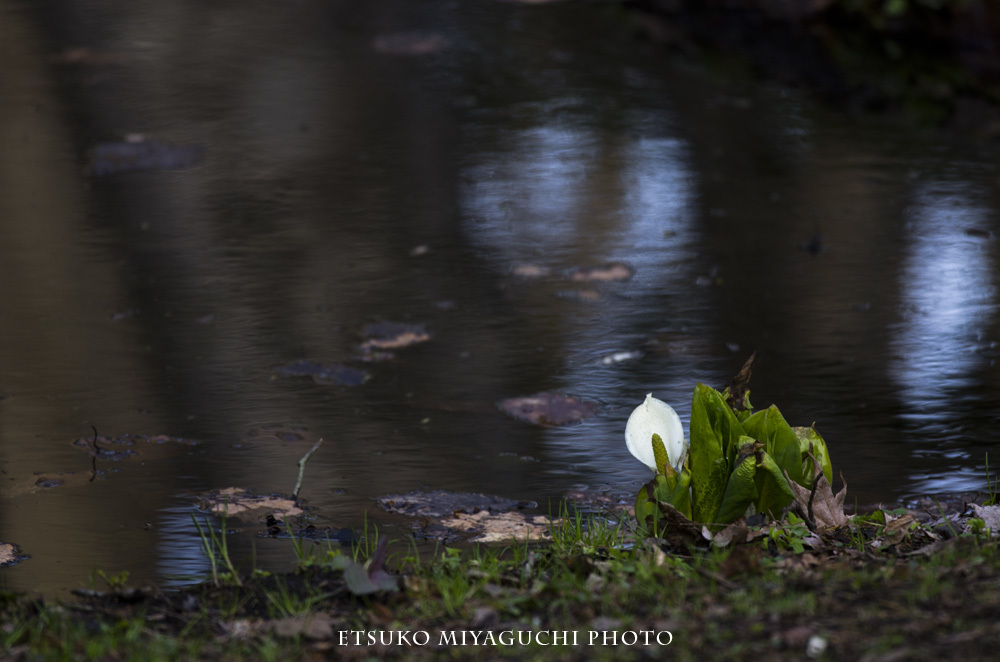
[461,107,699,482]
[891,180,998,492]
[2,0,1000,597]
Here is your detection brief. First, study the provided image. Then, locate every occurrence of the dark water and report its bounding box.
[2,0,999,596]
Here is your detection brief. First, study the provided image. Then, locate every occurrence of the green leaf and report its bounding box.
[714,437,759,525]
[753,449,796,517]
[652,433,669,475]
[793,426,833,484]
[742,405,804,487]
[689,383,744,523]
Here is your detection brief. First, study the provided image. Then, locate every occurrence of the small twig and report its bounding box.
[90,425,101,483]
[293,437,324,503]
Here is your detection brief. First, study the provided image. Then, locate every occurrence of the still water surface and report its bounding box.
[2,0,999,596]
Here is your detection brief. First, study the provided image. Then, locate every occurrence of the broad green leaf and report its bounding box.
[742,405,804,487]
[689,384,743,523]
[652,433,669,476]
[753,449,796,516]
[793,426,833,484]
[714,437,759,525]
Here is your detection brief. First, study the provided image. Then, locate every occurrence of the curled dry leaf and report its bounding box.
[785,454,848,530]
[199,487,303,522]
[498,392,599,426]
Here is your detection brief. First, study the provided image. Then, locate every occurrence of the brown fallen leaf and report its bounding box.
[199,487,303,522]
[498,392,599,426]
[447,510,553,543]
[511,263,551,278]
[360,322,431,352]
[785,454,848,530]
[648,502,704,549]
[568,262,634,282]
[1,542,28,566]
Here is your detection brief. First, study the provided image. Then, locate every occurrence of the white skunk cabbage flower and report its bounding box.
[625,393,687,473]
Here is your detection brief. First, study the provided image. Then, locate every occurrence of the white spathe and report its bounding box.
[625,393,687,472]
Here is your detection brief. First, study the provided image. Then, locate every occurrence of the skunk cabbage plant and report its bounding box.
[629,383,833,535]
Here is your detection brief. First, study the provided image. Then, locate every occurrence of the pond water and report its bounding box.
[2,0,999,597]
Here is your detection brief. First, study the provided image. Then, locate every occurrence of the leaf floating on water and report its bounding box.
[377,490,546,543]
[372,32,447,56]
[498,392,599,425]
[89,138,204,176]
[0,542,29,567]
[199,487,304,522]
[448,511,553,543]
[511,263,552,278]
[359,322,431,354]
[275,360,369,386]
[568,262,634,283]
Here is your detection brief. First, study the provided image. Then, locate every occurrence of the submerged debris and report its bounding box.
[274,360,369,386]
[498,392,599,425]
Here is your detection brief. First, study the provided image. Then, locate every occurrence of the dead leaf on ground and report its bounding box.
[0,542,28,566]
[359,322,431,354]
[372,32,447,55]
[89,138,204,176]
[275,360,369,386]
[785,455,848,530]
[703,518,748,547]
[199,487,303,522]
[568,262,634,282]
[647,502,705,549]
[498,392,599,425]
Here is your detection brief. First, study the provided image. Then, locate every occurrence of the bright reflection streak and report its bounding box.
[891,181,997,491]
